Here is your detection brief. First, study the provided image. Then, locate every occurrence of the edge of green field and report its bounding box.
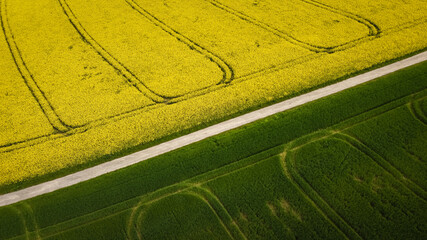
[2,48,425,194]
[0,58,425,239]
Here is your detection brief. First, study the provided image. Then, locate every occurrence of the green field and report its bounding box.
[0,62,426,239]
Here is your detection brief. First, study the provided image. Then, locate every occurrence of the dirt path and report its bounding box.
[0,51,426,207]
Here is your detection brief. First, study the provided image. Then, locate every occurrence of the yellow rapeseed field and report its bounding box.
[0,0,426,187]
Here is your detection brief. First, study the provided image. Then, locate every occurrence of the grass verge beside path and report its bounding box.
[0,61,426,239]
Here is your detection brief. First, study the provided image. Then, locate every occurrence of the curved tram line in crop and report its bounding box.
[281,143,363,240]
[127,185,247,240]
[205,0,381,53]
[333,133,427,200]
[11,203,41,240]
[0,0,72,133]
[281,127,427,240]
[60,0,235,101]
[122,0,235,98]
[123,0,332,102]
[408,98,427,125]
[58,0,167,103]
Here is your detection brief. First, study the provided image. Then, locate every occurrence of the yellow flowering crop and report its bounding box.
[0,0,426,187]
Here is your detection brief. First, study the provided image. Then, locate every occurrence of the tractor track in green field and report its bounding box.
[333,133,427,201]
[408,99,427,125]
[284,147,363,240]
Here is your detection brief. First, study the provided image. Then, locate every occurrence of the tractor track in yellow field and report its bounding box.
[205,0,381,53]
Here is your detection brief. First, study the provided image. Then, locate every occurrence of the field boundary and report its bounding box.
[0,51,425,207]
